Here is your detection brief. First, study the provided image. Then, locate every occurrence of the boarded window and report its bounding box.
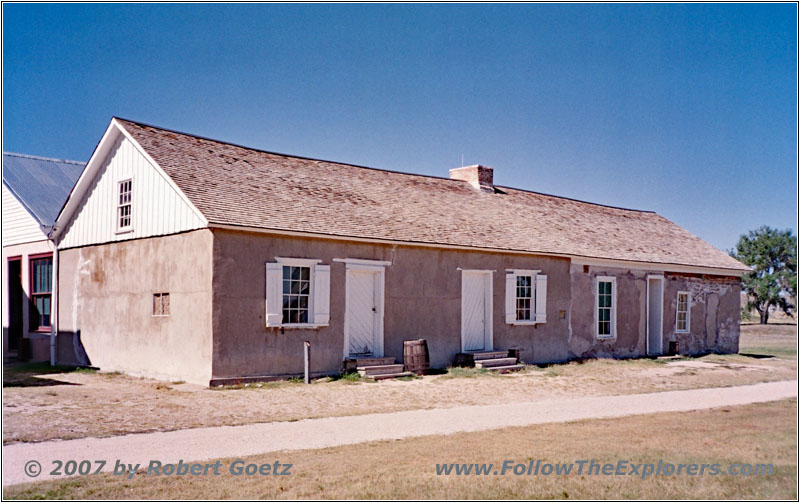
[153,293,170,316]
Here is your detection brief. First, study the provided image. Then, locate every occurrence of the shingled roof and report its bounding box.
[115,118,748,273]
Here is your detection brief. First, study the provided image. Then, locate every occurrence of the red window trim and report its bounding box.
[29,253,53,332]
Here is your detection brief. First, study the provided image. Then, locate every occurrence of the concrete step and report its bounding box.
[470,351,509,360]
[352,357,396,367]
[357,364,405,376]
[486,364,525,373]
[475,357,518,369]
[370,371,415,381]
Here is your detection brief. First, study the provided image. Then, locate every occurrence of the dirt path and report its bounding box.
[3,380,795,487]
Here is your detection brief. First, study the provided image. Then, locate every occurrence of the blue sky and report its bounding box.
[3,3,796,251]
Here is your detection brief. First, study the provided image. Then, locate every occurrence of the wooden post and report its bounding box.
[304,341,311,384]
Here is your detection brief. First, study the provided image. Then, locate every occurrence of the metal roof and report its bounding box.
[3,152,85,227]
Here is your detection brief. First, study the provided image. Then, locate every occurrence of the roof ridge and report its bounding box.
[113,116,466,184]
[2,151,85,165]
[499,186,656,214]
[114,117,655,215]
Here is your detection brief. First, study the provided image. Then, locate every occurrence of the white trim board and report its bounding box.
[333,258,392,267]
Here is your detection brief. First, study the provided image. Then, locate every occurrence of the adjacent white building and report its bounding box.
[2,152,84,361]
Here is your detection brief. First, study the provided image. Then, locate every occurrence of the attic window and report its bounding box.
[117,179,133,232]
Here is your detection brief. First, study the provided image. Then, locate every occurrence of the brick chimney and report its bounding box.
[449,165,494,192]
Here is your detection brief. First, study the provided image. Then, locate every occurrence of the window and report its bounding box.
[117,179,132,231]
[153,293,170,317]
[282,265,310,324]
[676,291,690,333]
[30,255,53,331]
[265,258,330,328]
[595,276,616,338]
[505,270,547,324]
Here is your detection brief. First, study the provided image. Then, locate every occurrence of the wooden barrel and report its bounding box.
[403,339,430,375]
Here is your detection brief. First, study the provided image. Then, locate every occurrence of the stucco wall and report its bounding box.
[210,229,572,379]
[663,273,741,354]
[569,264,740,359]
[57,229,214,384]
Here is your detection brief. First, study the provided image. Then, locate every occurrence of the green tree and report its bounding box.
[731,226,797,324]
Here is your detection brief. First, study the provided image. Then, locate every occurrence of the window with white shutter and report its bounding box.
[265,258,330,328]
[505,269,547,325]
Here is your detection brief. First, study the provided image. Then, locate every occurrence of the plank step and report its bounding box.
[470,351,509,360]
[475,357,518,368]
[357,364,405,376]
[352,357,396,366]
[369,371,415,381]
[486,364,525,373]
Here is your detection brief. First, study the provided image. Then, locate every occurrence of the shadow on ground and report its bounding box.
[3,362,83,388]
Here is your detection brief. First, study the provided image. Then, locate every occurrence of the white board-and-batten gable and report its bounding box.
[2,183,48,246]
[55,120,208,249]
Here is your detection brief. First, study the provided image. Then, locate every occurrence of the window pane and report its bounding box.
[282,308,290,323]
[300,267,310,281]
[299,296,308,309]
[291,267,301,280]
[283,280,290,294]
[283,266,290,280]
[31,258,52,294]
[299,280,309,295]
[298,310,308,324]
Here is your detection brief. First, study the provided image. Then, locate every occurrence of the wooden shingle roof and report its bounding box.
[116,118,748,273]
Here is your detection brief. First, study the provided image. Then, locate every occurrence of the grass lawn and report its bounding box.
[4,398,796,499]
[739,321,798,359]
[3,322,796,444]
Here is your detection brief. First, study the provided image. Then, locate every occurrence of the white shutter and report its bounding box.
[265,262,283,326]
[313,264,330,326]
[535,274,548,323]
[505,272,516,324]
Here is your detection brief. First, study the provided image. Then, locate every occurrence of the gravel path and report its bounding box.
[3,380,796,486]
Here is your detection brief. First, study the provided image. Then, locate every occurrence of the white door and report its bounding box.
[461,270,492,352]
[647,276,664,356]
[346,268,383,357]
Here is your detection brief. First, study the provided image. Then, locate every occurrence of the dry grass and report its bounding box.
[4,399,796,499]
[3,323,795,444]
